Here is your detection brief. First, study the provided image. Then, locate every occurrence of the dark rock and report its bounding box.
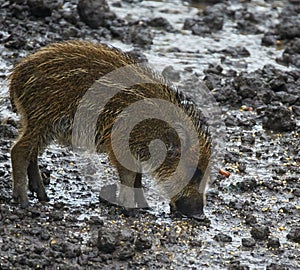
[119,228,134,243]
[276,16,300,40]
[250,225,270,241]
[237,84,257,99]
[129,25,153,47]
[40,230,50,241]
[0,124,18,139]
[262,105,296,132]
[241,133,255,144]
[220,46,250,58]
[267,238,280,248]
[149,17,174,32]
[97,230,117,253]
[204,64,223,75]
[224,151,240,163]
[214,233,232,243]
[41,167,51,185]
[261,34,278,46]
[237,177,257,192]
[27,0,52,18]
[277,38,300,68]
[89,216,104,226]
[292,105,300,116]
[237,162,246,173]
[239,146,253,154]
[227,259,250,270]
[242,238,256,247]
[287,227,300,243]
[63,243,82,258]
[4,34,26,49]
[245,214,257,225]
[234,8,264,35]
[134,234,152,251]
[77,0,116,29]
[275,91,298,105]
[266,263,288,270]
[118,244,135,260]
[183,4,225,36]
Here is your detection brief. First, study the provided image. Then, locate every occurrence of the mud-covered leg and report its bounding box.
[117,165,137,209]
[134,173,149,208]
[27,158,49,202]
[11,138,31,208]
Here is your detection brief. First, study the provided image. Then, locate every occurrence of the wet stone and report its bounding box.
[237,177,257,192]
[242,238,256,248]
[97,230,117,253]
[40,230,51,241]
[267,238,281,249]
[227,259,250,270]
[49,211,64,222]
[240,133,255,144]
[63,243,82,258]
[129,25,154,47]
[262,105,296,132]
[291,105,300,116]
[250,225,270,241]
[245,214,257,225]
[220,46,250,58]
[89,216,104,226]
[183,4,225,36]
[261,34,278,46]
[118,244,135,260]
[214,233,233,243]
[27,0,52,18]
[275,91,298,105]
[278,38,300,68]
[119,228,134,243]
[148,17,175,32]
[77,0,116,29]
[286,227,300,243]
[134,234,152,251]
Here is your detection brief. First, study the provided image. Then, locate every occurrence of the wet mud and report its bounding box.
[0,0,299,269]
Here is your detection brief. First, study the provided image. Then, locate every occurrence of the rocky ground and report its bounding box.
[0,0,299,269]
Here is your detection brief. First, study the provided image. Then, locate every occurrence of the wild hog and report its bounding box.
[9,40,211,218]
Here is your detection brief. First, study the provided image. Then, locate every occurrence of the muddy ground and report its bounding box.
[0,0,300,269]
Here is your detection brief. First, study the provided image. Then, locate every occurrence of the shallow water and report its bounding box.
[111,0,290,74]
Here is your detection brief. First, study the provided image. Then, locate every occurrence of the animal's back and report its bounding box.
[10,40,136,100]
[9,40,138,143]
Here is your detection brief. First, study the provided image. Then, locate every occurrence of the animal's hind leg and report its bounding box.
[117,165,137,209]
[11,136,31,208]
[28,158,49,202]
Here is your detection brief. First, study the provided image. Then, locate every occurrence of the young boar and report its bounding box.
[9,40,211,218]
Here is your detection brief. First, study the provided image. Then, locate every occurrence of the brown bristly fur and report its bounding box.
[9,40,211,216]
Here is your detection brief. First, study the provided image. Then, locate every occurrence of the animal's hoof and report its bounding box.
[37,194,50,203]
[121,208,139,217]
[20,201,30,208]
